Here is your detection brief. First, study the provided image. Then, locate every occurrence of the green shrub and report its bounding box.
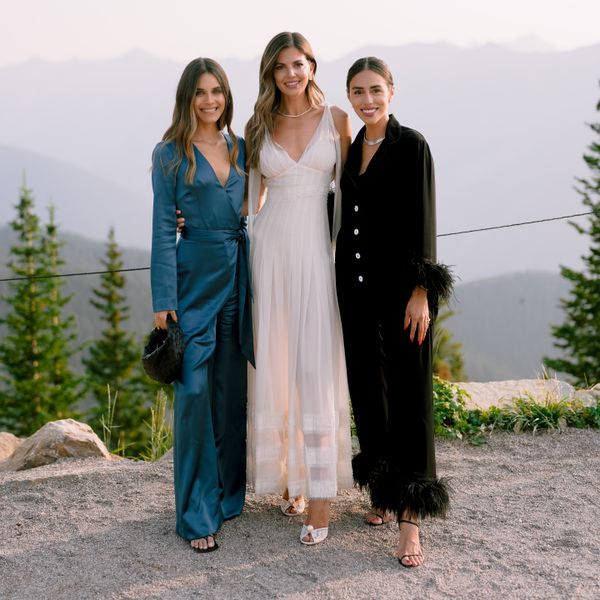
[141,388,174,462]
[433,377,599,442]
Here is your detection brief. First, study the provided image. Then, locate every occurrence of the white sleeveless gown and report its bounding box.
[247,105,353,499]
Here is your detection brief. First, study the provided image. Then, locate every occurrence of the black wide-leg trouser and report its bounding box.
[337,280,448,519]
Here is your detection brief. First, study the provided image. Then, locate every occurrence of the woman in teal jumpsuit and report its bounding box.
[151,58,253,553]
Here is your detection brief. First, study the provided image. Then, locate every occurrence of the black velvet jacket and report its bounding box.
[335,115,453,314]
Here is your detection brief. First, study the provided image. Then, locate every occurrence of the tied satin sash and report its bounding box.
[181,223,254,366]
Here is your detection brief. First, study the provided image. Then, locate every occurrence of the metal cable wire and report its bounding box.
[0,211,593,283]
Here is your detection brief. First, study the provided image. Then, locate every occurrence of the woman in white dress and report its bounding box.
[245,32,353,545]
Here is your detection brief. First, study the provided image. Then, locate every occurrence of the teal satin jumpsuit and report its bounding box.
[150,136,253,540]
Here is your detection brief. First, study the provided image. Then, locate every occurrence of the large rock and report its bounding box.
[456,379,598,410]
[0,432,22,461]
[0,419,113,472]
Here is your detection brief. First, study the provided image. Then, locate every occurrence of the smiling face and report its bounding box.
[193,72,225,125]
[347,69,394,126]
[272,47,314,99]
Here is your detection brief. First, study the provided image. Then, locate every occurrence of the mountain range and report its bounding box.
[445,271,570,381]
[1,44,599,282]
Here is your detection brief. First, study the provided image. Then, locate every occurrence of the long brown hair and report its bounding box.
[245,32,325,168]
[346,56,394,91]
[162,58,241,184]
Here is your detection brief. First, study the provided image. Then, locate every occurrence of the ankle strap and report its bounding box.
[398,519,419,528]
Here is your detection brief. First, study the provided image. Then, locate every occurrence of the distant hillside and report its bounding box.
[1,226,573,381]
[445,272,570,381]
[1,45,599,281]
[0,145,149,249]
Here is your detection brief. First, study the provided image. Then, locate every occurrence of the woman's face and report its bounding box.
[347,69,394,126]
[273,47,314,98]
[193,72,226,126]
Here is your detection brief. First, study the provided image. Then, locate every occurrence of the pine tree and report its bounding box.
[83,228,150,454]
[40,206,81,416]
[0,186,79,434]
[545,92,600,387]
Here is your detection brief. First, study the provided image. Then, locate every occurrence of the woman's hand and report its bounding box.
[403,287,430,345]
[176,209,185,233]
[154,310,177,330]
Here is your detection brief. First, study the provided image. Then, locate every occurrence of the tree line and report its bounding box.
[0,186,164,455]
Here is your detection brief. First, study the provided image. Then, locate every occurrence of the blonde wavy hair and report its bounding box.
[245,32,325,168]
[162,58,241,184]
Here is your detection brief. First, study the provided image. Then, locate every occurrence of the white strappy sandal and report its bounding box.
[279,496,306,516]
[300,524,328,545]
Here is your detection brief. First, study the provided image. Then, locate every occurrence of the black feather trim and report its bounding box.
[353,454,450,519]
[352,452,377,488]
[409,258,455,313]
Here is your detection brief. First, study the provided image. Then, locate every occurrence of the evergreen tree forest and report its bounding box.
[0,186,80,435]
[0,186,167,452]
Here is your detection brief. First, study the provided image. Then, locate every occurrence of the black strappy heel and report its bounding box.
[397,519,424,568]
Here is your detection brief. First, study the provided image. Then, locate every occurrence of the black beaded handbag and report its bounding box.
[142,314,184,384]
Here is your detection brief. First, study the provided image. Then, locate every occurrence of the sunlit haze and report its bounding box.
[1,0,599,66]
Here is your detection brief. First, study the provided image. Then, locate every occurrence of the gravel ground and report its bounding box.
[1,429,599,599]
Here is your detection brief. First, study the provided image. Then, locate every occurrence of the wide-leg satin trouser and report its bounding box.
[171,226,253,541]
[173,287,247,540]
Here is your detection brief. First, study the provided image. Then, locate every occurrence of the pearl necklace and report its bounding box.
[363,134,385,146]
[276,105,314,118]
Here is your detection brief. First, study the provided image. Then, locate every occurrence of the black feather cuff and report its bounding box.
[353,453,450,519]
[409,258,454,313]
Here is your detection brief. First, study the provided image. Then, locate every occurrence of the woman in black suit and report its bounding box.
[335,57,453,568]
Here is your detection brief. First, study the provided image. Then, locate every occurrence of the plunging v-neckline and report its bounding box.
[193,139,233,188]
[271,107,327,164]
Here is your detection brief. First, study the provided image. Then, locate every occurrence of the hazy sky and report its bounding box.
[1,0,599,66]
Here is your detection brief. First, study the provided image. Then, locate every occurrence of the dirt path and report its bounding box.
[1,429,598,599]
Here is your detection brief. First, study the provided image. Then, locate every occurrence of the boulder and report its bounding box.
[456,379,597,410]
[0,419,113,472]
[0,432,22,461]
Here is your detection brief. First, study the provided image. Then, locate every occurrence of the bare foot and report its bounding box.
[302,499,330,543]
[364,507,394,526]
[190,535,217,553]
[397,515,424,567]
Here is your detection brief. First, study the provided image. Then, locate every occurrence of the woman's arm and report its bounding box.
[403,134,453,342]
[150,142,179,328]
[407,136,453,315]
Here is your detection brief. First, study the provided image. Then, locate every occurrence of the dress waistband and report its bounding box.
[181,226,247,242]
[181,223,254,366]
